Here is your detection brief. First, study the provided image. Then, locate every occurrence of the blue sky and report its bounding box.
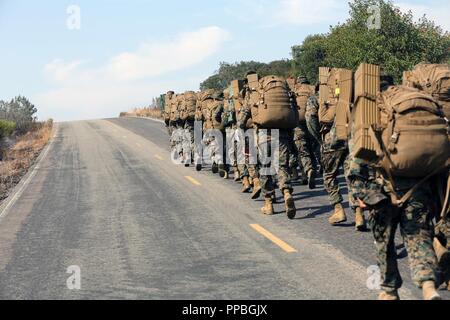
[0,0,448,121]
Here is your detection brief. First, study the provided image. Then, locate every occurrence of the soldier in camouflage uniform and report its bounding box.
[347,78,442,300]
[164,91,175,137]
[169,94,184,161]
[238,73,296,219]
[237,72,262,199]
[305,89,322,170]
[290,76,317,189]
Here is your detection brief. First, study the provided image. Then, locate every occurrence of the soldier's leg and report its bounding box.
[297,123,316,188]
[278,131,296,219]
[289,129,300,180]
[344,152,367,231]
[322,150,346,206]
[369,206,403,296]
[257,129,275,215]
[399,188,439,291]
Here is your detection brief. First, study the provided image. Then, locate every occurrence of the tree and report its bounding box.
[200,60,293,91]
[0,96,37,133]
[291,0,450,83]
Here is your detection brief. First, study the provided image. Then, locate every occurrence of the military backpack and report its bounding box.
[251,76,298,129]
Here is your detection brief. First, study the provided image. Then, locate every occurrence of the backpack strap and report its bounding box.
[441,173,450,220]
[380,163,450,208]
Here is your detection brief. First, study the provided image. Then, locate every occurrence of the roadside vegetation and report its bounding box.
[120,107,162,119]
[0,96,53,202]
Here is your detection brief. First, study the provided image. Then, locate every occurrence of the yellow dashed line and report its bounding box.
[155,155,164,161]
[185,176,201,186]
[250,224,297,253]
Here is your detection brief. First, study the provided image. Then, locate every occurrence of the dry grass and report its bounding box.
[0,120,53,202]
[120,107,162,119]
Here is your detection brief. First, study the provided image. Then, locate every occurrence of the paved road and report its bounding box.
[0,117,446,300]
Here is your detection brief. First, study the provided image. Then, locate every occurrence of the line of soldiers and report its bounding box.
[162,65,449,300]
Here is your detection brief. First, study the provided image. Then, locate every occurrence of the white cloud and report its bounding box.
[225,0,347,27]
[106,26,231,81]
[274,0,346,26]
[397,2,450,31]
[34,26,231,121]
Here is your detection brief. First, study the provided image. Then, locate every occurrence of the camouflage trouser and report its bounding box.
[170,121,183,155]
[258,129,292,196]
[306,100,322,167]
[321,130,351,206]
[237,129,259,180]
[289,123,314,174]
[182,120,195,163]
[368,182,438,291]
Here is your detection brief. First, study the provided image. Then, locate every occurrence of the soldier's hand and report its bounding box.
[357,199,367,209]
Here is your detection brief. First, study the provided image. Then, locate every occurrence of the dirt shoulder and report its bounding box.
[0,121,53,203]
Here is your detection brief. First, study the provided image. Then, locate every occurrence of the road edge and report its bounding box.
[121,116,165,124]
[0,123,59,222]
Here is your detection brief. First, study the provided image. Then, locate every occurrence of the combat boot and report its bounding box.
[355,207,366,231]
[261,196,274,215]
[241,177,251,193]
[307,169,316,190]
[291,167,299,181]
[422,281,441,300]
[195,163,202,172]
[378,290,400,300]
[233,167,241,182]
[328,203,347,225]
[251,178,262,200]
[284,189,296,220]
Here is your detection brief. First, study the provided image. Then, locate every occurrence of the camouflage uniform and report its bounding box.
[258,129,293,196]
[305,94,322,168]
[321,125,349,206]
[347,158,439,291]
[290,123,315,175]
[237,85,259,181]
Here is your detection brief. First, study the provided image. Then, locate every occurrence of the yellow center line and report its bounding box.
[154,155,164,161]
[185,176,201,186]
[250,224,297,253]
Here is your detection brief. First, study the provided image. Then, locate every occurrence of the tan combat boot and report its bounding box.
[378,290,400,300]
[422,281,441,300]
[241,177,251,193]
[233,167,241,182]
[355,207,366,232]
[284,189,296,220]
[251,178,262,200]
[261,196,274,215]
[328,203,347,225]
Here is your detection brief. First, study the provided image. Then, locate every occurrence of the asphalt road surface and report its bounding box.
[0,117,447,300]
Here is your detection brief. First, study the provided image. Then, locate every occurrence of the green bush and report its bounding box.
[0,119,16,139]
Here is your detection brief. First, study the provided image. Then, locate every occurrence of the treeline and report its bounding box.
[200,60,292,91]
[200,0,450,91]
[0,96,37,137]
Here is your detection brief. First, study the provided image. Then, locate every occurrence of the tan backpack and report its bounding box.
[251,76,298,129]
[181,91,197,121]
[319,68,339,124]
[170,94,181,122]
[371,86,450,179]
[403,63,450,118]
[294,84,315,123]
